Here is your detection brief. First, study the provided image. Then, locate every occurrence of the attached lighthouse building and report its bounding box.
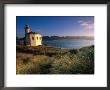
[24,25,42,46]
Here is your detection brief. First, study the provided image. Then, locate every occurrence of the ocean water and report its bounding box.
[43,39,94,49]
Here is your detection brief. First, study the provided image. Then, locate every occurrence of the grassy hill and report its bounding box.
[16,45,94,74]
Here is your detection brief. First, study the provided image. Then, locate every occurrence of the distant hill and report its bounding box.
[43,36,94,40]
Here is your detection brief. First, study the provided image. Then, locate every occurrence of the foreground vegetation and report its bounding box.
[16,45,94,74]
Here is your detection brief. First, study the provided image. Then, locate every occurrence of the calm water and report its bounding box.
[43,39,94,49]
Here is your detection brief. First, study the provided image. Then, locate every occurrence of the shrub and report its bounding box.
[50,54,77,74]
[78,45,94,61]
[69,49,78,54]
[16,45,94,74]
[16,54,52,74]
[16,62,40,74]
[31,55,53,74]
[39,60,52,74]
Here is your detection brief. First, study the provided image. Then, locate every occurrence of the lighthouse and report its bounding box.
[24,25,42,46]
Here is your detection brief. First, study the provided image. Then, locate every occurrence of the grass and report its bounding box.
[16,45,94,74]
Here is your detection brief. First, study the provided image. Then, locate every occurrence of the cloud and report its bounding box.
[78,20,94,30]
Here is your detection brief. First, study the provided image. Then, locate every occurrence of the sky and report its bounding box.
[16,16,94,38]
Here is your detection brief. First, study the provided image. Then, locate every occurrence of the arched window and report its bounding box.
[32,37,34,40]
[40,37,42,40]
[36,37,38,40]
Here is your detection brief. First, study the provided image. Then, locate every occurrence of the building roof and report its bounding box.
[27,31,42,35]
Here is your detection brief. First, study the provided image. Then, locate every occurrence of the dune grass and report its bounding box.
[16,45,94,74]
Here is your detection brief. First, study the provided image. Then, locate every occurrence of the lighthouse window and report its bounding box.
[32,37,34,40]
[40,37,42,40]
[36,37,38,40]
